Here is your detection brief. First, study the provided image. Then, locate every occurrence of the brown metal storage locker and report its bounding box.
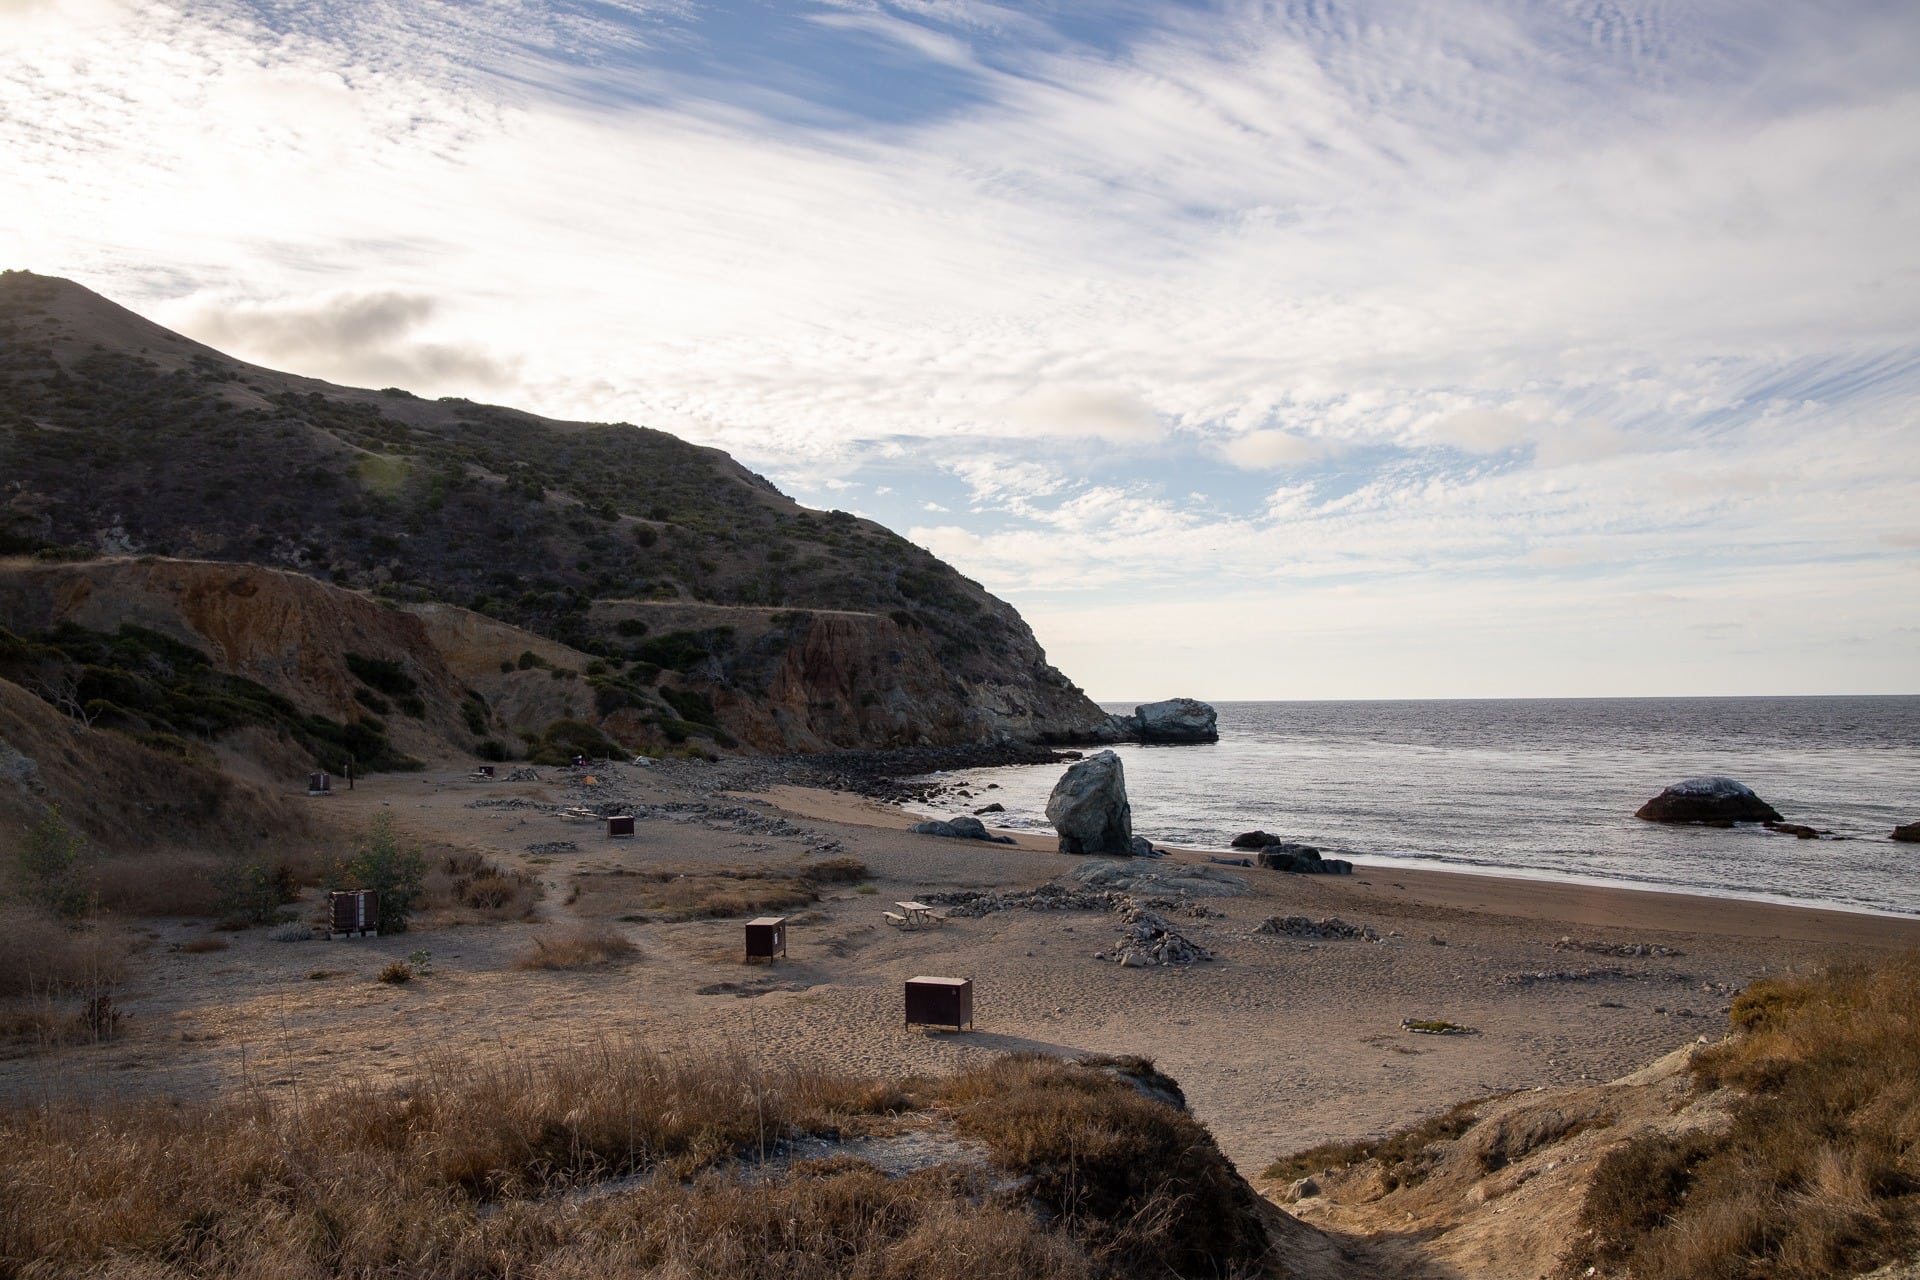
[328,889,379,937]
[904,976,973,1031]
[744,916,787,962]
[607,815,635,838]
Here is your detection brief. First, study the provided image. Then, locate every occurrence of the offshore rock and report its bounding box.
[1134,697,1219,743]
[1634,777,1783,825]
[1892,822,1920,843]
[1045,750,1133,855]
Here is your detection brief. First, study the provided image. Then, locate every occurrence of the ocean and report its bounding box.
[922,697,1920,917]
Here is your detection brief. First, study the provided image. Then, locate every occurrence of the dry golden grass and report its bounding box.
[0,1046,1259,1279]
[515,923,640,970]
[0,908,128,1054]
[1263,1096,1490,1189]
[432,851,541,920]
[0,909,128,998]
[89,851,221,916]
[939,1054,1272,1278]
[573,858,868,922]
[1567,952,1920,1279]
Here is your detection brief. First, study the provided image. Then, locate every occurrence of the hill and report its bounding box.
[0,270,1111,756]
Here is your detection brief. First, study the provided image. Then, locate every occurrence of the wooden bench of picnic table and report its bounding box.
[883,911,908,927]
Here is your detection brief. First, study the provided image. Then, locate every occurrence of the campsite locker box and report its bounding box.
[607,815,635,838]
[744,916,787,962]
[329,889,379,936]
[307,772,331,795]
[904,976,973,1031]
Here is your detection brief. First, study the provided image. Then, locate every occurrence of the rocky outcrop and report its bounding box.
[1634,777,1783,824]
[1894,822,1920,843]
[0,558,482,763]
[1090,696,1221,744]
[1045,749,1132,854]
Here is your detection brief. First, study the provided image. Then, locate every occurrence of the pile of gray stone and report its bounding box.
[922,883,1127,918]
[1095,905,1213,967]
[1552,937,1682,958]
[1066,859,1248,898]
[1254,915,1377,941]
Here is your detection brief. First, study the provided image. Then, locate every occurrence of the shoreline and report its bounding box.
[751,783,1920,949]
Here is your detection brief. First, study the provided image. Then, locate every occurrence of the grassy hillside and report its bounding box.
[0,270,1104,746]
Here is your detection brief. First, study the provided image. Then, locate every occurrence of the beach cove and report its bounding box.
[13,756,1918,1193]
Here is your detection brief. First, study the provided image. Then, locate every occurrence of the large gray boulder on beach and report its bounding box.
[1634,777,1783,825]
[908,816,1015,844]
[1135,697,1219,743]
[1045,749,1133,854]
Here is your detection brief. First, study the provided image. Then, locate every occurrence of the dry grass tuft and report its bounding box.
[515,924,640,970]
[572,860,864,922]
[0,1045,1263,1279]
[940,1053,1272,1278]
[0,908,129,1053]
[90,851,222,916]
[433,851,541,919]
[1566,952,1920,1279]
[0,909,128,998]
[1264,1096,1489,1188]
[376,959,412,983]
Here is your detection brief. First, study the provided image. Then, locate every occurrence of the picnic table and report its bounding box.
[895,901,943,927]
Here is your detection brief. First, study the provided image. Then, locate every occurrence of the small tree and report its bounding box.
[16,805,91,921]
[215,857,297,926]
[330,813,426,933]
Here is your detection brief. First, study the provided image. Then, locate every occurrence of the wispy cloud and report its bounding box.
[4,0,1917,694]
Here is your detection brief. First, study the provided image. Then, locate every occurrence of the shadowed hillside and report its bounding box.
[0,270,1110,751]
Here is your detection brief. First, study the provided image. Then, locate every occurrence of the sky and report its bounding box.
[4,0,1918,700]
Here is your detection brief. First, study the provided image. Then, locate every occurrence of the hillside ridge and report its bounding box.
[0,269,1113,759]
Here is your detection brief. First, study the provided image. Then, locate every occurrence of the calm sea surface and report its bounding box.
[923,698,1920,917]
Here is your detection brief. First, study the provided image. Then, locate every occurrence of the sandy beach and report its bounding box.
[10,759,1917,1182]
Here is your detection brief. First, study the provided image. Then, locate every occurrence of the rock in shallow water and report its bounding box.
[1893,822,1920,843]
[1634,776,1783,825]
[1134,697,1219,743]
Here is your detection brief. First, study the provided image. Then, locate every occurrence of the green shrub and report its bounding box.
[329,813,426,933]
[344,653,418,698]
[528,718,624,766]
[14,806,91,921]
[214,857,298,926]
